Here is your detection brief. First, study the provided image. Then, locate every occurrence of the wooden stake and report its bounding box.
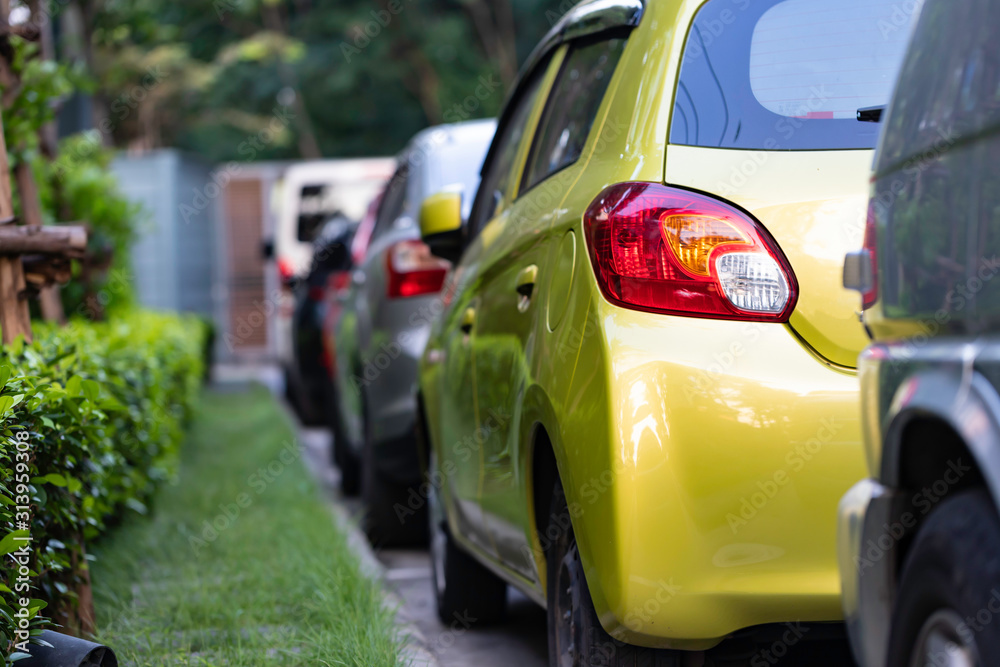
[0,253,30,344]
[0,224,88,255]
[0,110,13,220]
[19,0,68,324]
[13,162,41,226]
[0,108,31,344]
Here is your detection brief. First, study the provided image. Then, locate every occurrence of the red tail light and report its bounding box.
[583,182,797,321]
[861,203,878,310]
[327,270,352,293]
[386,240,449,299]
[277,257,296,283]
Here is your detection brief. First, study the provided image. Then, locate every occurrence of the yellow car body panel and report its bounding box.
[420,0,870,650]
[664,147,873,369]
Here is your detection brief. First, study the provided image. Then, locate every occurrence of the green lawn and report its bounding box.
[90,386,402,666]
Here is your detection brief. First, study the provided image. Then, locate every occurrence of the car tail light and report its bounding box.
[386,240,449,299]
[583,182,797,321]
[861,203,878,310]
[327,270,352,293]
[277,257,296,283]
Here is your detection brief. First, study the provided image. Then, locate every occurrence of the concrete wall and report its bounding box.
[112,150,219,319]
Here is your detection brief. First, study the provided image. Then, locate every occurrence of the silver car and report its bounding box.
[331,119,496,546]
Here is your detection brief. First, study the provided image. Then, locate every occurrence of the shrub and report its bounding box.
[0,311,206,663]
[39,132,144,318]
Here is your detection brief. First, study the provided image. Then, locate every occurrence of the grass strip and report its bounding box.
[90,385,401,666]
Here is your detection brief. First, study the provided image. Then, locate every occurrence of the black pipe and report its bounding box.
[16,630,117,667]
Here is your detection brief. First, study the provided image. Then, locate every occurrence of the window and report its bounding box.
[297,185,329,242]
[466,64,547,239]
[370,167,408,242]
[522,37,626,190]
[879,0,1000,169]
[872,0,1000,326]
[671,0,916,150]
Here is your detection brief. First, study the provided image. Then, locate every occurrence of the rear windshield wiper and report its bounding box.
[857,106,885,123]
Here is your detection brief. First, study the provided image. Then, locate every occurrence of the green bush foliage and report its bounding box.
[0,311,206,663]
[39,133,143,317]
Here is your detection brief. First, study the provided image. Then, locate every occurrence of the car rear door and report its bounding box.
[471,34,630,578]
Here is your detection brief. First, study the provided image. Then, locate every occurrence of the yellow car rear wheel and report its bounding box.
[546,480,680,666]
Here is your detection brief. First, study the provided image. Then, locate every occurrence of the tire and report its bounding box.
[328,385,360,497]
[361,419,427,548]
[887,489,1000,667]
[285,363,323,426]
[283,365,300,412]
[428,453,508,625]
[546,481,680,667]
[298,395,325,427]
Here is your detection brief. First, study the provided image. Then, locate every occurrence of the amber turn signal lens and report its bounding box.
[660,216,750,276]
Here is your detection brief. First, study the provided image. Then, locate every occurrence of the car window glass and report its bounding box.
[872,0,1000,330]
[467,64,547,240]
[296,184,327,242]
[522,37,626,191]
[879,0,1000,170]
[672,0,915,150]
[434,134,495,219]
[371,167,408,242]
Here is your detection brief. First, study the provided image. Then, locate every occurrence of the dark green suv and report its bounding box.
[840,1,1000,665]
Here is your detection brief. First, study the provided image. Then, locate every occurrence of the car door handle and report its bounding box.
[516,265,538,297]
[460,307,476,334]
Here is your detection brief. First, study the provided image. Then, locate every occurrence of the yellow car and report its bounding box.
[416,0,916,662]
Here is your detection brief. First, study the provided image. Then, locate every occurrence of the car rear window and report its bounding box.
[671,0,917,150]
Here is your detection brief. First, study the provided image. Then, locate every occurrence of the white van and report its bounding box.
[275,158,394,280]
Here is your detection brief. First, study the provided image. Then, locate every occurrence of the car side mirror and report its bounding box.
[419,191,464,264]
[843,250,874,292]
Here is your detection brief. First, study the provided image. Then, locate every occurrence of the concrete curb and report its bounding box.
[329,504,439,666]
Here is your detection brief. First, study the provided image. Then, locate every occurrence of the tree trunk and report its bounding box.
[462,0,518,87]
[31,0,60,158]
[261,3,322,159]
[73,0,112,144]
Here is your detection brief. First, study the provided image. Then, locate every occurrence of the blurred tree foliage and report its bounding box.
[84,0,567,162]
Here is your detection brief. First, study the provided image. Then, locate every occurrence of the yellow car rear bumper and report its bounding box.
[556,304,865,649]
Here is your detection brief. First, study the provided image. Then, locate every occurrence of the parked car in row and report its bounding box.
[330,119,497,545]
[276,159,393,423]
[288,215,357,426]
[839,0,1000,665]
[321,193,383,493]
[413,0,916,663]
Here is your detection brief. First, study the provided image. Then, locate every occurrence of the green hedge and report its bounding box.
[0,311,206,663]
